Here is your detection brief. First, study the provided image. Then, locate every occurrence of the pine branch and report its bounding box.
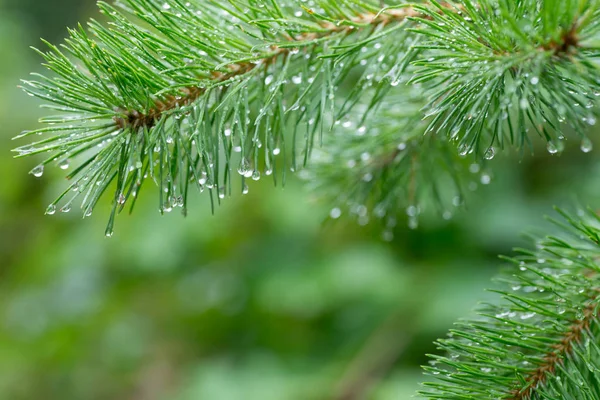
[421,208,600,399]
[12,0,600,236]
[13,0,427,234]
[413,0,600,158]
[304,85,474,234]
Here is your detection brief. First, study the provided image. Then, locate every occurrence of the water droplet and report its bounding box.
[547,142,558,154]
[408,216,419,230]
[252,170,261,181]
[273,148,281,155]
[581,138,593,153]
[480,173,491,185]
[530,76,539,85]
[484,147,495,160]
[242,184,249,195]
[45,204,56,215]
[519,98,528,109]
[31,165,44,178]
[60,204,71,213]
[520,312,536,320]
[237,159,251,176]
[59,159,70,170]
[406,205,418,217]
[330,207,342,219]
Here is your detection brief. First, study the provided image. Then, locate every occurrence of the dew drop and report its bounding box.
[330,207,342,219]
[581,138,593,153]
[59,159,70,170]
[480,173,491,185]
[45,204,56,215]
[547,142,558,154]
[31,165,44,178]
[484,147,495,160]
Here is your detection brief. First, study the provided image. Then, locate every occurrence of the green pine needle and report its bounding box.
[421,208,600,399]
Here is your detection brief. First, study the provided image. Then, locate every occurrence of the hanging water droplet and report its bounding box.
[484,147,495,160]
[60,204,71,213]
[237,158,251,176]
[330,207,342,219]
[31,165,44,178]
[547,142,558,154]
[581,138,593,153]
[242,184,249,195]
[218,186,226,199]
[118,194,126,205]
[59,159,70,170]
[519,98,528,109]
[406,205,418,217]
[252,170,261,181]
[45,204,56,215]
[408,216,419,230]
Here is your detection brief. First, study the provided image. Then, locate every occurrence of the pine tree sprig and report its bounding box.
[14,0,430,233]
[421,208,600,399]
[412,0,600,159]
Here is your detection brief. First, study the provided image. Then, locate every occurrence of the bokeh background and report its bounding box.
[1,1,600,399]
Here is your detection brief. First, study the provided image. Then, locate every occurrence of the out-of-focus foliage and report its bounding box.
[2,1,600,400]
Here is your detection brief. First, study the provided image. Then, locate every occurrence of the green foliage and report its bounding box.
[413,0,600,157]
[14,0,600,235]
[10,1,600,398]
[422,209,600,399]
[304,86,472,232]
[14,0,422,235]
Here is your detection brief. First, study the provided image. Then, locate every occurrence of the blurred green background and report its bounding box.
[1,1,600,399]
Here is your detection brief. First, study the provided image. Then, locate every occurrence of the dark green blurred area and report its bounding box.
[1,1,600,399]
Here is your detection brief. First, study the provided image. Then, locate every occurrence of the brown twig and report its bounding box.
[510,290,599,399]
[113,8,421,130]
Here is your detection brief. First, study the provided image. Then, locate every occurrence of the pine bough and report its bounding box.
[13,0,600,398]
